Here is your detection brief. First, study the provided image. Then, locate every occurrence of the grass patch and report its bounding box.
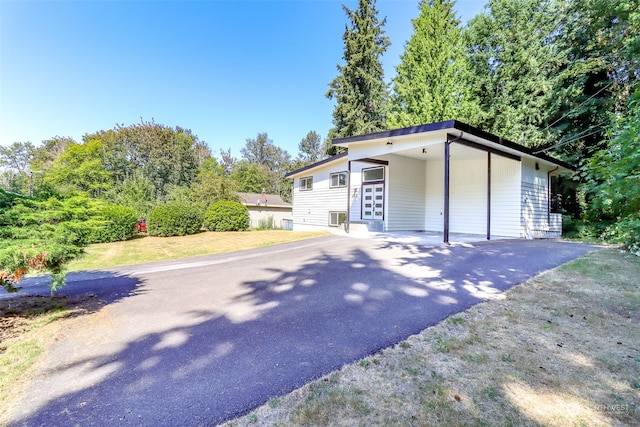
[222,248,640,426]
[0,296,102,425]
[68,230,328,271]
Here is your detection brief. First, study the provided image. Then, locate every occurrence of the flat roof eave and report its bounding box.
[332,120,576,172]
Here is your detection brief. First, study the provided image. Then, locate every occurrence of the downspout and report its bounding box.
[487,152,491,240]
[547,166,559,225]
[346,160,351,233]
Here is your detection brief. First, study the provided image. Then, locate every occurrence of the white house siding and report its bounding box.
[387,155,426,231]
[449,155,488,235]
[424,160,444,232]
[347,163,364,224]
[520,158,556,238]
[489,155,522,237]
[291,159,349,231]
[424,153,521,237]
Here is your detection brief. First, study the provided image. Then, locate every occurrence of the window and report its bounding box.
[329,211,347,227]
[363,167,384,182]
[550,175,562,214]
[330,172,347,188]
[300,176,313,191]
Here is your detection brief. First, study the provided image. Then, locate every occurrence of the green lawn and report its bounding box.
[67,230,329,271]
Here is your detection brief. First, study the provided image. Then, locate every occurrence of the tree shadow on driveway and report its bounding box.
[0,270,145,304]
[9,238,596,426]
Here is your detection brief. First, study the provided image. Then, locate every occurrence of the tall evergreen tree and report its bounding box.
[326,0,390,148]
[465,0,567,148]
[388,0,482,128]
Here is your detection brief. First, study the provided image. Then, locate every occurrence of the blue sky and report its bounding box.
[0,0,486,159]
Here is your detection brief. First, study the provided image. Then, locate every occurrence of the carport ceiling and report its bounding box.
[393,142,489,161]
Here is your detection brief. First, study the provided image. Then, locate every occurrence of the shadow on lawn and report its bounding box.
[9,238,599,426]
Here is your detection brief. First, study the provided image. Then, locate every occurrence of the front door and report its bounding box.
[362,183,384,220]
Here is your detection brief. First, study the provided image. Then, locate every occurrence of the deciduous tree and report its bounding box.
[0,142,35,195]
[583,90,640,253]
[548,0,640,164]
[44,139,113,197]
[296,130,325,165]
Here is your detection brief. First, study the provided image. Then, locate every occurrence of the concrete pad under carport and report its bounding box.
[330,228,518,246]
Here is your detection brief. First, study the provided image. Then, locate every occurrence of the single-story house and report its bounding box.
[237,192,293,229]
[285,120,573,242]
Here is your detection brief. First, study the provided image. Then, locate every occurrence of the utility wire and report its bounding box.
[542,81,614,133]
[534,124,607,154]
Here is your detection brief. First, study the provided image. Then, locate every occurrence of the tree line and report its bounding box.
[0,121,327,211]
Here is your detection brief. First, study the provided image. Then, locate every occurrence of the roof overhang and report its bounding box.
[285,152,348,178]
[333,120,575,172]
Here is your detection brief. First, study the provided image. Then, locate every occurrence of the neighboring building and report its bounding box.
[237,192,293,229]
[285,120,573,241]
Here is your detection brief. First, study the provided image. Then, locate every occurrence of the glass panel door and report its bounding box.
[362,184,384,220]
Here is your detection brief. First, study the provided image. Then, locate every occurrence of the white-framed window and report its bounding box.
[330,171,347,188]
[300,176,313,191]
[363,166,384,183]
[329,211,347,227]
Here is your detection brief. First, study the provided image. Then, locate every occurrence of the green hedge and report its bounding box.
[86,203,138,243]
[203,200,249,232]
[148,202,203,237]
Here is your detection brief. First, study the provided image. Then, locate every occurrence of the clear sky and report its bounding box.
[0,0,486,159]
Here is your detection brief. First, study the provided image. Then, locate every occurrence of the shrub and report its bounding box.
[0,196,89,294]
[256,215,277,230]
[148,202,203,237]
[86,203,138,243]
[604,213,640,256]
[203,200,249,232]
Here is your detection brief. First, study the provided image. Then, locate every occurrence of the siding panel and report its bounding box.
[449,157,487,235]
[291,160,349,230]
[520,159,559,238]
[490,155,522,237]
[425,160,444,232]
[388,155,426,230]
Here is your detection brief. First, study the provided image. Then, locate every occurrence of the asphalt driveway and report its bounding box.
[6,235,596,426]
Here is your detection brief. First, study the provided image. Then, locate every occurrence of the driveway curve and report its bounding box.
[6,236,595,426]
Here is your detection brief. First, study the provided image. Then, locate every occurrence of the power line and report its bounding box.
[534,123,608,154]
[542,82,614,133]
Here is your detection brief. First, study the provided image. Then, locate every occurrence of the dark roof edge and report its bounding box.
[333,120,457,145]
[332,120,575,171]
[284,152,348,177]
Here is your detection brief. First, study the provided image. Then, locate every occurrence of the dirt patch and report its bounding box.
[1,295,102,343]
[222,248,640,426]
[0,294,103,425]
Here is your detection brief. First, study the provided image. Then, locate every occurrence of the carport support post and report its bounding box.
[346,160,351,233]
[487,152,491,240]
[444,138,451,244]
